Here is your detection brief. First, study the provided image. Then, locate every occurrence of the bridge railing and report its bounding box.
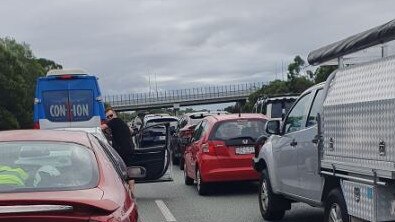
[105,82,265,107]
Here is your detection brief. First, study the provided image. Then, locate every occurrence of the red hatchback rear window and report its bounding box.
[211,119,267,141]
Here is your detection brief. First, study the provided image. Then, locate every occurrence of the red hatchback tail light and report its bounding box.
[202,140,225,155]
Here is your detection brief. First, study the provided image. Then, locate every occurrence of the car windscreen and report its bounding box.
[211,119,267,141]
[0,141,99,193]
[42,90,94,122]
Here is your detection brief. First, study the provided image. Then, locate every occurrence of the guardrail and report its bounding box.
[105,82,265,108]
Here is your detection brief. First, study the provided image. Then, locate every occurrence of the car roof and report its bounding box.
[0,130,92,147]
[206,113,268,122]
[46,68,88,76]
[144,115,178,122]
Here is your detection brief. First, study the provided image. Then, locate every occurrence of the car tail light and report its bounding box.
[33,121,40,129]
[57,75,74,80]
[202,140,225,155]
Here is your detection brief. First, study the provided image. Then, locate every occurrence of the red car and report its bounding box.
[183,114,268,195]
[0,130,139,222]
[175,112,212,169]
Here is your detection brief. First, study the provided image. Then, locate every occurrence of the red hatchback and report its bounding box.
[0,130,138,222]
[183,114,268,195]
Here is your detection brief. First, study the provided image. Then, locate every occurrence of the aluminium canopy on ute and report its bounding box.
[308,19,395,66]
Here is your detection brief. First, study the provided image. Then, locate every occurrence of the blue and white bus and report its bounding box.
[33,69,106,129]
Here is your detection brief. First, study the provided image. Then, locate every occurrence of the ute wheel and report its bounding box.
[179,156,185,170]
[184,163,194,185]
[196,168,209,195]
[259,169,287,221]
[324,189,349,222]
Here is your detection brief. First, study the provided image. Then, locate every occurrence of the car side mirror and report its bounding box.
[127,166,147,180]
[265,120,281,135]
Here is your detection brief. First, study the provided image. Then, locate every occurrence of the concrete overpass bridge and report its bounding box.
[105,82,265,112]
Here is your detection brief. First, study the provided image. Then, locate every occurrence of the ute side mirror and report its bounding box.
[127,166,147,180]
[265,119,281,135]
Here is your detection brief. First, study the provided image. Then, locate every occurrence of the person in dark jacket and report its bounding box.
[101,108,134,165]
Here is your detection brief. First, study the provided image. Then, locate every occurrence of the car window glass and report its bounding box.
[306,89,324,127]
[284,93,311,133]
[0,141,99,193]
[213,119,266,140]
[92,135,128,180]
[192,121,205,141]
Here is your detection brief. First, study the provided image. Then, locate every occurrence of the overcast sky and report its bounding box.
[1,0,394,99]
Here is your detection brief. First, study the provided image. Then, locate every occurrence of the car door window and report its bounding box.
[284,93,311,133]
[192,121,206,141]
[306,89,324,127]
[93,136,128,180]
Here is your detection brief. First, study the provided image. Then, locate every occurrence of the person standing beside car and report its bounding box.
[101,108,135,165]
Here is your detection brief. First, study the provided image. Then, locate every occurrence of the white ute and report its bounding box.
[253,19,395,222]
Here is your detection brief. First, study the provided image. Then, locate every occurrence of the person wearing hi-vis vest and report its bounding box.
[0,165,28,186]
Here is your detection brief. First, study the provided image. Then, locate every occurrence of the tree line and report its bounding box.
[0,38,62,130]
[225,56,336,113]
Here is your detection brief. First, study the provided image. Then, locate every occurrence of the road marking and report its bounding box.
[155,200,177,222]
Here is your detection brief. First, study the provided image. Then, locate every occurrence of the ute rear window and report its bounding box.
[212,119,267,141]
[42,90,94,122]
[0,142,99,193]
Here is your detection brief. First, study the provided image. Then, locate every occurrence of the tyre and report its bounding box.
[259,169,288,221]
[172,152,179,165]
[324,189,349,222]
[196,168,209,195]
[184,162,194,185]
[179,156,185,170]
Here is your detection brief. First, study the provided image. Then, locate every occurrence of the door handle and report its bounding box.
[312,135,323,144]
[290,140,297,147]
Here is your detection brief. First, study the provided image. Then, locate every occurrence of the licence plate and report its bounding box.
[159,136,166,140]
[235,146,255,155]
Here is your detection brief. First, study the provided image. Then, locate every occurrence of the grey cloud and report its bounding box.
[0,0,394,99]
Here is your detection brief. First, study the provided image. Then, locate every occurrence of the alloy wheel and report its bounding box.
[183,163,187,179]
[196,170,201,191]
[329,203,343,222]
[260,179,269,212]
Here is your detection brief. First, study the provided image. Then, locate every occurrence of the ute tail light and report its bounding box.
[202,140,225,155]
[33,121,40,129]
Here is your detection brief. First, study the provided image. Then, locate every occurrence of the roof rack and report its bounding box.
[308,19,395,66]
[47,69,88,76]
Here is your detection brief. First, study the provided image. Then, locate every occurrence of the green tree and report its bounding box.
[314,65,337,83]
[0,37,61,129]
[241,55,315,112]
[287,55,305,80]
[36,58,63,72]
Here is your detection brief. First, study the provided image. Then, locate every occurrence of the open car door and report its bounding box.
[130,122,173,183]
